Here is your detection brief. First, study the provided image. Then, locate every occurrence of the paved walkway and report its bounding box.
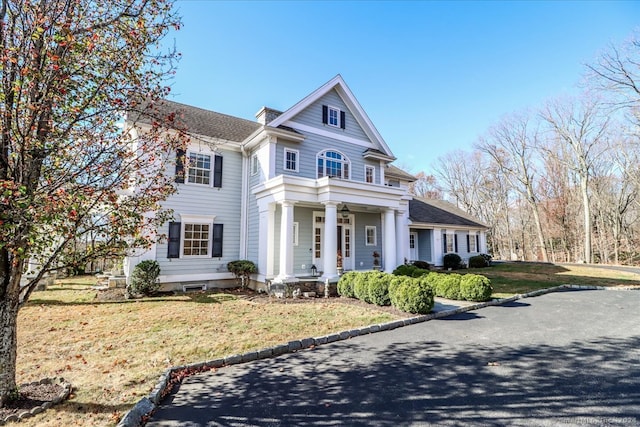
[147,290,640,426]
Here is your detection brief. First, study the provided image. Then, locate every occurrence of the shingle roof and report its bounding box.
[131,99,261,142]
[409,198,487,228]
[386,165,417,182]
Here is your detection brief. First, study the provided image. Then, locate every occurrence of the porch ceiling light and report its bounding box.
[340,204,350,218]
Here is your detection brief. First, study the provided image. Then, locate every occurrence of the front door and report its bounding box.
[409,232,418,261]
[337,217,353,270]
[312,213,353,272]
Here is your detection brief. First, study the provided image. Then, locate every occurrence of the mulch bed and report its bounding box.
[94,286,412,318]
[0,379,70,424]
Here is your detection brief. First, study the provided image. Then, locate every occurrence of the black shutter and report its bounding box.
[212,224,223,257]
[167,222,181,258]
[175,149,185,183]
[322,105,328,124]
[476,235,480,252]
[340,111,346,129]
[454,234,458,253]
[443,234,447,253]
[213,155,223,188]
[466,235,470,252]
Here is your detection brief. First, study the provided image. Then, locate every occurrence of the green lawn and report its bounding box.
[467,262,640,297]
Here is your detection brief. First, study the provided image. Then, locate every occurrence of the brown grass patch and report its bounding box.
[11,279,400,426]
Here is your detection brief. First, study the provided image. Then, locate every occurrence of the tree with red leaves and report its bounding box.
[0,0,186,406]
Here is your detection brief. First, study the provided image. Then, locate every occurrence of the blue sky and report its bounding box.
[163,1,639,174]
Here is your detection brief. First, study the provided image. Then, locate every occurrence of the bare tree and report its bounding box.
[408,171,442,199]
[477,112,549,261]
[540,96,611,263]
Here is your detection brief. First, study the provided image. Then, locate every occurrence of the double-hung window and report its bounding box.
[322,105,346,129]
[365,226,377,246]
[444,232,456,253]
[167,215,224,259]
[317,150,350,179]
[183,223,210,256]
[365,165,375,183]
[175,150,223,187]
[284,148,299,172]
[188,153,211,185]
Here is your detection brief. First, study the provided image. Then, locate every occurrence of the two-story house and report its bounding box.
[124,75,488,290]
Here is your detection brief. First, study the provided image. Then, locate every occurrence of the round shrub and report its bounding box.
[389,276,434,314]
[468,255,489,268]
[435,273,462,300]
[353,271,376,303]
[460,274,493,301]
[368,273,392,306]
[411,268,429,278]
[129,260,161,296]
[412,260,431,270]
[337,271,359,298]
[393,264,416,277]
[443,253,462,270]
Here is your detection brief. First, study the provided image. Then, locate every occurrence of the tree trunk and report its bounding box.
[0,248,21,408]
[581,178,592,263]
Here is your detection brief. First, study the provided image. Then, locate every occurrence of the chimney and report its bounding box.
[255,107,283,125]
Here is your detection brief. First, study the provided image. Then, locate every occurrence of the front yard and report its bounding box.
[9,262,640,426]
[12,278,399,426]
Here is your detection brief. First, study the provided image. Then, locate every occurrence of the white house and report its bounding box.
[124,75,488,290]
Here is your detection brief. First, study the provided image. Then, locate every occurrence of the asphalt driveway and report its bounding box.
[147,290,640,426]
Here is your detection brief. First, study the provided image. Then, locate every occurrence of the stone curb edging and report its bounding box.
[0,377,71,426]
[118,285,640,426]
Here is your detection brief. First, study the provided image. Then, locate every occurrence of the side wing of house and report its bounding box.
[125,102,261,289]
[408,198,488,267]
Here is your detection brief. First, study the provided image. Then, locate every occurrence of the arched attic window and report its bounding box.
[317,150,350,179]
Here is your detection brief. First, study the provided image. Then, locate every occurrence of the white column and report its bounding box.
[322,202,338,279]
[395,209,407,265]
[258,202,276,277]
[433,227,443,266]
[277,201,295,281]
[383,208,396,273]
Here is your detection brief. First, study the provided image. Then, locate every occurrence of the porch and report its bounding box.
[253,175,410,284]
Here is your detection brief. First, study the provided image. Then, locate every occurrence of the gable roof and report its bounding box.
[386,165,417,182]
[268,75,395,159]
[131,99,261,142]
[409,198,487,228]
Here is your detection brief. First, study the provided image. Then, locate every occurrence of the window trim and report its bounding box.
[444,231,455,254]
[327,106,340,127]
[186,152,212,186]
[251,154,258,176]
[316,149,351,179]
[365,165,375,184]
[283,148,299,173]
[293,222,299,246]
[180,215,215,258]
[365,226,377,246]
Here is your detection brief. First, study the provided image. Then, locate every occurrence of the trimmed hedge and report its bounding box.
[368,273,393,306]
[460,274,493,301]
[412,260,432,270]
[336,269,491,313]
[435,273,462,300]
[337,271,358,298]
[392,264,429,278]
[389,276,434,314]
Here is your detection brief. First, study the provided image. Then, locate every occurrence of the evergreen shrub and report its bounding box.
[460,274,493,301]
